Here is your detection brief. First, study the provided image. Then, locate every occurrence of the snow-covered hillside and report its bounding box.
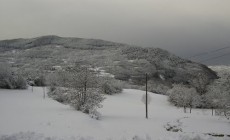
[0,36,218,94]
[209,65,230,74]
[0,87,229,140]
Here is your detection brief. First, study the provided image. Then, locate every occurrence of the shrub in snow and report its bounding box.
[146,80,171,95]
[89,109,102,120]
[215,108,230,119]
[46,73,58,92]
[47,87,71,104]
[70,88,105,113]
[101,78,123,95]
[159,134,215,140]
[164,124,182,132]
[0,132,218,140]
[46,71,73,92]
[0,63,27,89]
[34,75,46,86]
[0,132,94,140]
[132,135,143,140]
[131,135,152,140]
[114,69,131,81]
[11,75,27,89]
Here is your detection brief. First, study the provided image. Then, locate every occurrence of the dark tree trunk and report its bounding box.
[83,82,87,103]
[146,73,148,119]
[43,87,45,99]
[212,107,214,116]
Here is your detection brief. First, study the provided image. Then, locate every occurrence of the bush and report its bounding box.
[89,109,102,120]
[70,88,105,113]
[12,75,27,89]
[0,63,27,89]
[34,75,46,86]
[47,87,71,104]
[146,80,171,95]
[46,72,61,92]
[101,79,123,95]
[114,72,130,81]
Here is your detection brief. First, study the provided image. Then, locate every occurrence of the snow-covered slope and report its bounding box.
[209,65,230,75]
[0,87,229,140]
[0,36,218,93]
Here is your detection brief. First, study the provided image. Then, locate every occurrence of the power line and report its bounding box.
[199,52,230,63]
[188,52,209,59]
[210,46,230,53]
[188,46,230,59]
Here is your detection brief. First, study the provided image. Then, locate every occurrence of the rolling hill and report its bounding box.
[0,35,218,93]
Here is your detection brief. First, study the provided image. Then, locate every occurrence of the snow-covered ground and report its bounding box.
[0,87,229,140]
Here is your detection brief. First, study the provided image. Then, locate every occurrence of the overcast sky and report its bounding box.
[0,0,230,64]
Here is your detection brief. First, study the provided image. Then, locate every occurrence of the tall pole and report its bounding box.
[146,73,148,119]
[212,107,214,116]
[43,86,46,99]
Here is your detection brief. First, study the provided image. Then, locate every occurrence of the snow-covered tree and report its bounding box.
[168,84,199,113]
[68,67,105,114]
[69,67,98,102]
[47,65,105,116]
[204,87,220,115]
[190,72,209,94]
[147,80,170,95]
[70,88,105,113]
[206,72,230,118]
[0,63,27,89]
[100,78,123,95]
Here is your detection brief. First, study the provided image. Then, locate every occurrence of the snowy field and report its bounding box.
[0,87,229,140]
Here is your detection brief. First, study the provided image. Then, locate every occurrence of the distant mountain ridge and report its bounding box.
[0,35,123,51]
[0,35,218,93]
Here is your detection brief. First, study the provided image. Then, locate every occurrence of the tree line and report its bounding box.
[167,72,230,119]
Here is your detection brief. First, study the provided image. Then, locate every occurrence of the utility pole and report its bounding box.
[43,86,46,99]
[146,73,148,119]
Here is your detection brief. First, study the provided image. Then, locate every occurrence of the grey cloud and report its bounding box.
[0,0,230,64]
